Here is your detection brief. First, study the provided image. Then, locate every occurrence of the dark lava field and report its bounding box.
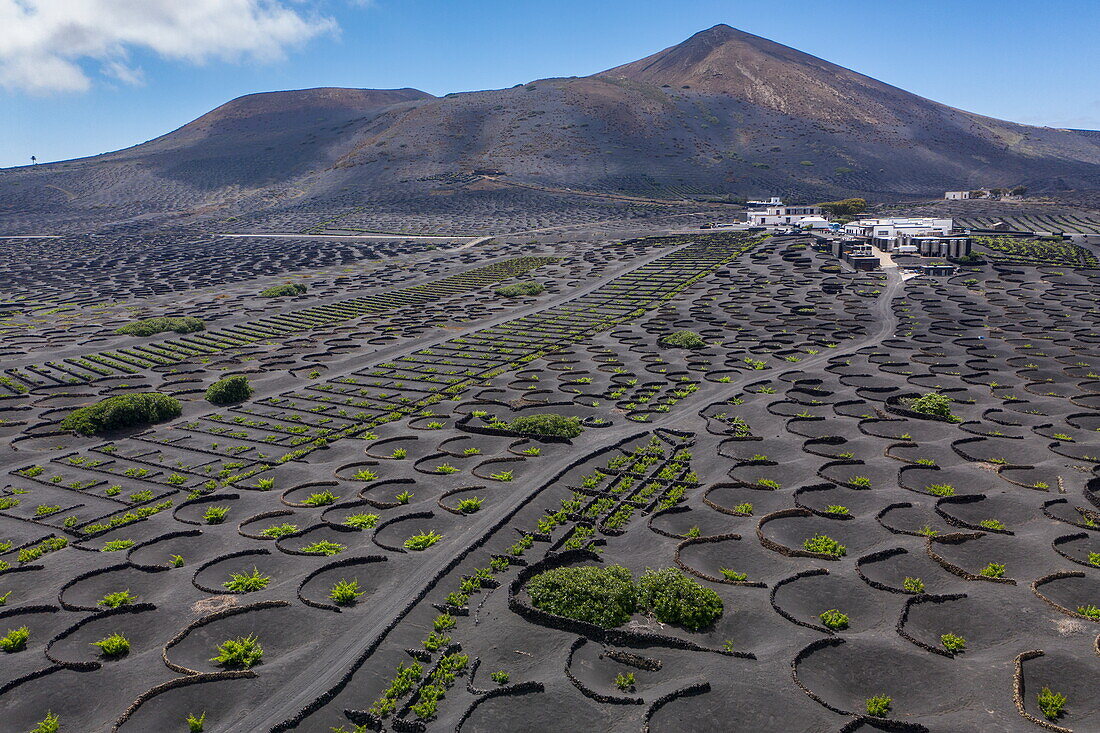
[1,227,1099,733]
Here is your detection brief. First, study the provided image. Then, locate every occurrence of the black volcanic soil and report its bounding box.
[0,227,1099,733]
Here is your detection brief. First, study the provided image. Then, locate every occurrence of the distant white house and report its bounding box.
[843,217,952,242]
[843,217,970,257]
[747,196,784,206]
[796,216,832,230]
[747,204,825,227]
[945,191,971,200]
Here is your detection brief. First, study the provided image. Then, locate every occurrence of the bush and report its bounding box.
[61,393,182,436]
[115,316,204,337]
[636,568,723,630]
[526,565,637,628]
[404,531,443,551]
[907,392,956,420]
[30,712,60,733]
[494,282,545,297]
[614,672,635,691]
[258,283,306,297]
[979,562,1005,578]
[329,579,364,605]
[816,198,867,217]
[99,590,139,608]
[205,375,252,405]
[92,632,130,657]
[457,497,483,514]
[301,540,345,556]
[186,712,206,732]
[660,330,706,349]
[490,670,510,685]
[302,490,338,507]
[865,695,892,717]
[203,506,229,524]
[0,625,29,652]
[223,567,270,592]
[502,413,584,438]
[211,634,263,669]
[940,633,966,652]
[1037,687,1066,721]
[902,577,925,593]
[819,609,849,630]
[803,534,846,557]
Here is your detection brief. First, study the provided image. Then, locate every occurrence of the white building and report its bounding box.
[747,204,825,227]
[843,217,952,243]
[796,216,832,230]
[945,191,971,200]
[747,196,784,206]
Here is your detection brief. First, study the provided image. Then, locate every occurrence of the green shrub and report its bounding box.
[637,568,723,630]
[211,634,263,668]
[101,539,135,552]
[92,632,130,657]
[902,577,925,593]
[344,513,379,530]
[301,540,345,556]
[223,567,270,592]
[819,609,849,630]
[0,625,29,652]
[1037,687,1066,721]
[457,497,483,513]
[720,568,747,582]
[203,506,230,524]
[404,531,443,551]
[494,282,545,298]
[979,562,1005,578]
[99,590,138,608]
[526,565,637,627]
[490,670,510,685]
[660,330,706,349]
[29,712,60,733]
[501,413,583,438]
[205,375,252,405]
[865,695,892,717]
[301,490,338,506]
[908,392,956,420]
[941,633,966,652]
[979,518,1006,530]
[803,534,846,557]
[614,672,635,691]
[816,198,867,217]
[258,283,306,297]
[115,316,204,337]
[61,393,182,435]
[1077,604,1100,620]
[260,523,298,538]
[186,712,206,732]
[329,579,364,605]
[927,483,955,497]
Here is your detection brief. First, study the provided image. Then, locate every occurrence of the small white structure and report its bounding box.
[796,216,832,230]
[747,196,784,206]
[747,204,825,227]
[843,217,952,242]
[945,191,971,200]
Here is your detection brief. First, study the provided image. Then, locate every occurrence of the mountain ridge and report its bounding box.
[2,24,1099,233]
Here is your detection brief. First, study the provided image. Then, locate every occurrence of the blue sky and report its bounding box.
[2,0,1098,169]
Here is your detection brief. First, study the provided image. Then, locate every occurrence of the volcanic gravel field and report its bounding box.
[2,229,1100,733]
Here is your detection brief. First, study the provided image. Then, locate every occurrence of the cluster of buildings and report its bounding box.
[744,198,973,275]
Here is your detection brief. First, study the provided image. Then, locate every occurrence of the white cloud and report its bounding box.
[0,0,337,94]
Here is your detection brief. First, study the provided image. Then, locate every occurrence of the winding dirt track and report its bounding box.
[235,257,903,732]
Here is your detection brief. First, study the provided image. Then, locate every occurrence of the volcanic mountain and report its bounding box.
[3,24,1100,232]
